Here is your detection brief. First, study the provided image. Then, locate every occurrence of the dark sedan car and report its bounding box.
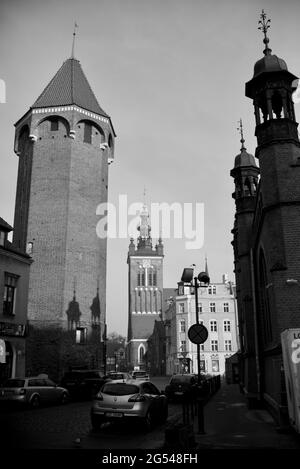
[165,374,202,401]
[60,370,106,399]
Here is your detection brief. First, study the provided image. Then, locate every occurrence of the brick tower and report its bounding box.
[13,56,116,378]
[127,205,164,370]
[230,121,260,406]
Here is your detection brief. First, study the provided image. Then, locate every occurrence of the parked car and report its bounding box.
[105,372,131,381]
[0,375,69,408]
[60,370,106,399]
[90,379,168,431]
[131,370,150,381]
[165,374,203,401]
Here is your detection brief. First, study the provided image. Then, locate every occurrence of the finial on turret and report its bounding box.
[237,118,246,151]
[258,9,271,56]
[71,22,79,59]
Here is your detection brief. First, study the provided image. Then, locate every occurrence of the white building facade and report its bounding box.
[167,276,238,376]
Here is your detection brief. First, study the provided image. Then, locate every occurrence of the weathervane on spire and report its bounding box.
[71,22,79,59]
[237,118,246,151]
[258,9,271,55]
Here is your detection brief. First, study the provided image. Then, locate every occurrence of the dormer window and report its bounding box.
[0,231,5,246]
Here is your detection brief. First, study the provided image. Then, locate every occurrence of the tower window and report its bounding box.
[50,119,59,131]
[84,122,92,144]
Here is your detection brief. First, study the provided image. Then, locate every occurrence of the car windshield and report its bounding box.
[2,379,25,388]
[171,376,194,384]
[108,374,125,379]
[102,383,139,396]
[133,372,147,376]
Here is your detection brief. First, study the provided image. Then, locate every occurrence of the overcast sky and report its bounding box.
[1,0,300,336]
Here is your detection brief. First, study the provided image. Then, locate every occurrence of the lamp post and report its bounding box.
[181,267,210,385]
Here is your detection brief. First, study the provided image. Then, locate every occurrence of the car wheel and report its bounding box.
[91,415,103,431]
[143,411,153,432]
[30,395,40,409]
[61,392,69,405]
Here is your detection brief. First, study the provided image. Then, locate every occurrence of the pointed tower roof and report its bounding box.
[32,58,109,117]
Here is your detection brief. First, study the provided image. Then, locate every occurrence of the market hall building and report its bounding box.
[231,11,300,425]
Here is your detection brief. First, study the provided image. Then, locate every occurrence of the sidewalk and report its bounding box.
[192,383,300,449]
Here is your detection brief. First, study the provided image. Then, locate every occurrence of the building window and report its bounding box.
[180,341,186,352]
[200,343,204,351]
[50,119,59,131]
[224,320,231,332]
[180,320,186,333]
[208,285,216,295]
[197,303,202,313]
[0,231,5,246]
[223,302,229,313]
[179,303,185,313]
[209,302,216,313]
[211,340,218,351]
[210,320,217,332]
[212,359,219,372]
[84,122,92,144]
[75,327,87,344]
[225,340,232,351]
[178,283,184,296]
[200,360,206,372]
[3,273,18,316]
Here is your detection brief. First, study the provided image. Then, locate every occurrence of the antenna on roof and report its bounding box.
[71,22,79,59]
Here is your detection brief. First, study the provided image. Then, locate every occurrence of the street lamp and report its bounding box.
[181,267,210,384]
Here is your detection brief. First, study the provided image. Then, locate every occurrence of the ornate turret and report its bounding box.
[245,10,299,152]
[230,119,260,205]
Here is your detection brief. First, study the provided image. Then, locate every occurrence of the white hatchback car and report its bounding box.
[91,379,167,431]
[0,375,69,408]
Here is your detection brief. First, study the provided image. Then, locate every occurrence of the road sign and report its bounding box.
[188,323,208,344]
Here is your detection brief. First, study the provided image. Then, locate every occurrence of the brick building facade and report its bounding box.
[0,217,32,382]
[231,14,300,424]
[12,57,115,379]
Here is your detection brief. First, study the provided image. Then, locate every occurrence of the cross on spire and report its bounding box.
[71,22,79,59]
[258,9,271,56]
[237,118,246,151]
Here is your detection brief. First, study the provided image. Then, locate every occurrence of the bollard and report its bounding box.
[197,397,205,434]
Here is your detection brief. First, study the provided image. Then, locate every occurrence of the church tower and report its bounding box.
[127,204,164,370]
[13,53,116,378]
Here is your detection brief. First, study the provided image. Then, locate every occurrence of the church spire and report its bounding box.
[237,118,246,151]
[71,22,79,59]
[258,9,272,56]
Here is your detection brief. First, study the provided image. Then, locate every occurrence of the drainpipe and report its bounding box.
[250,248,261,398]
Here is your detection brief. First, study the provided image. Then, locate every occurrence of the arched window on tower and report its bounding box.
[258,250,273,344]
[244,178,252,196]
[271,91,283,119]
[84,122,92,144]
[138,344,145,364]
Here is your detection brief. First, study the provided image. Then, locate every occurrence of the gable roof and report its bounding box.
[32,58,109,117]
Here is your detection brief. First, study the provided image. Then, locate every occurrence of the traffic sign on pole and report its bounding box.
[188,323,208,344]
